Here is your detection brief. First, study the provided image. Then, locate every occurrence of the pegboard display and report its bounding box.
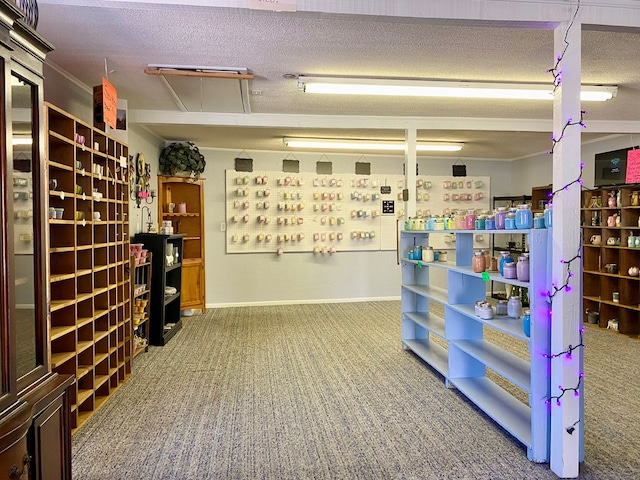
[13,172,34,254]
[225,170,405,253]
[225,171,490,254]
[414,175,491,250]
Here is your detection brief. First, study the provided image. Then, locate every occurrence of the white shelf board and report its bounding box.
[450,339,531,391]
[402,257,530,288]
[449,376,532,447]
[404,311,446,339]
[402,338,449,378]
[402,284,448,304]
[447,304,530,341]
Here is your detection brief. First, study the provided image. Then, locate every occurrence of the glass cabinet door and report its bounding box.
[11,71,45,386]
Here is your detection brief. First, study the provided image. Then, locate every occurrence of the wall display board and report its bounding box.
[225,170,490,254]
[12,171,33,254]
[415,175,491,250]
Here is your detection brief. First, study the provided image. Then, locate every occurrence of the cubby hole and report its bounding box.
[77,368,93,394]
[48,137,75,169]
[619,249,640,278]
[94,223,107,245]
[50,251,75,276]
[94,314,109,341]
[76,148,91,173]
[77,322,94,351]
[77,297,94,327]
[48,166,75,196]
[76,271,93,295]
[51,277,75,303]
[49,224,74,249]
[76,249,92,272]
[600,248,620,273]
[583,272,601,299]
[50,304,75,333]
[619,278,639,307]
[48,109,75,139]
[76,223,93,246]
[94,199,107,222]
[107,245,116,266]
[93,175,107,199]
[600,277,619,303]
[108,224,117,243]
[109,309,118,329]
[108,200,117,222]
[75,171,92,200]
[618,308,640,336]
[93,131,107,154]
[95,380,110,401]
[51,333,75,359]
[77,390,94,415]
[94,246,108,268]
[582,246,600,273]
[109,266,117,287]
[94,291,109,313]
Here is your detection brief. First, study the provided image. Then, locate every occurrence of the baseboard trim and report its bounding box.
[206,296,400,308]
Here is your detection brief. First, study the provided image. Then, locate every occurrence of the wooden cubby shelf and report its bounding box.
[45,102,132,432]
[581,185,640,336]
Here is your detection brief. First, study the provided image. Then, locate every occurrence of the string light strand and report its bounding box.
[544,327,585,360]
[547,112,587,155]
[547,0,582,90]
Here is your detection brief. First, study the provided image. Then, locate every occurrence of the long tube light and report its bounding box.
[283,138,463,152]
[297,77,618,102]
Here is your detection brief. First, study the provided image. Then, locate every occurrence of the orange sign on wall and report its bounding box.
[101,78,117,129]
[94,77,117,129]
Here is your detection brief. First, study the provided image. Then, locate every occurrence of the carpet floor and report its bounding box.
[71,302,640,479]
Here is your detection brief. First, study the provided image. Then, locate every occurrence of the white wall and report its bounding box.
[511,134,639,192]
[198,149,515,306]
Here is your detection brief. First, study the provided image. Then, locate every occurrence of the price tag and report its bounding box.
[417,261,422,268]
[81,219,86,227]
[82,193,86,201]
[60,192,65,200]
[481,272,490,282]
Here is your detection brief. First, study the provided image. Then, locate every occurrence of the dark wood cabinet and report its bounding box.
[133,234,184,345]
[0,2,73,478]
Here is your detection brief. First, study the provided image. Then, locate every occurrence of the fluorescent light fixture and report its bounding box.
[283,137,463,152]
[12,137,32,145]
[297,77,618,102]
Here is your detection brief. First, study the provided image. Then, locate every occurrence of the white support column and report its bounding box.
[405,128,417,219]
[550,17,584,479]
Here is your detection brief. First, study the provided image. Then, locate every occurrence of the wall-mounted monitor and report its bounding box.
[594,147,639,187]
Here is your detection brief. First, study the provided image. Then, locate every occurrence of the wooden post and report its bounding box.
[550,16,584,478]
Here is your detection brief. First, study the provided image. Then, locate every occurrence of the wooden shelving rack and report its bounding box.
[157,175,206,312]
[45,102,132,432]
[581,185,640,336]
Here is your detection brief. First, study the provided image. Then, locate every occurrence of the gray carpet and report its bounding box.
[71,302,640,479]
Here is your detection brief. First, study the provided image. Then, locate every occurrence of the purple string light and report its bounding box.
[547,0,581,91]
[547,112,588,155]
[542,0,586,433]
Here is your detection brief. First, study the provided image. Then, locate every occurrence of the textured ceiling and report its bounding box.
[35,1,640,160]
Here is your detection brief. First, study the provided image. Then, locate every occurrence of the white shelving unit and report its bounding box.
[400,228,551,462]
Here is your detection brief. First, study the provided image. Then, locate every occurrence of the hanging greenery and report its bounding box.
[159,142,206,178]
